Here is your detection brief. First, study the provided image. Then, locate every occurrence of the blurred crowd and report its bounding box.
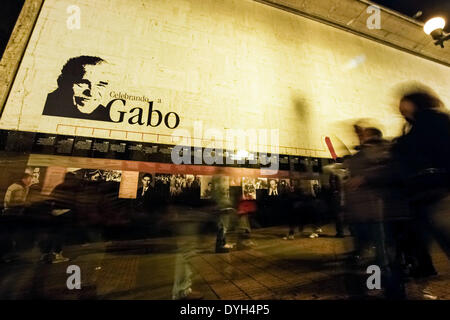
[0,88,448,300]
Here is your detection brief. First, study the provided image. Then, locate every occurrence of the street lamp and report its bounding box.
[424,17,450,48]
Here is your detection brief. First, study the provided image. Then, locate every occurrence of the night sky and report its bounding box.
[0,0,25,58]
[373,0,450,31]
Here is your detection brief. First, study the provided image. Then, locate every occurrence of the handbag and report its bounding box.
[237,199,257,215]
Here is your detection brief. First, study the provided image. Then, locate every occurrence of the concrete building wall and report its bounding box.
[1,0,449,157]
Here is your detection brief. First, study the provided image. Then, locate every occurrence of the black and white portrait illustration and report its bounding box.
[267,178,279,197]
[42,56,112,121]
[134,173,154,212]
[242,177,256,200]
[82,169,122,182]
[279,179,291,194]
[200,176,213,199]
[255,178,268,190]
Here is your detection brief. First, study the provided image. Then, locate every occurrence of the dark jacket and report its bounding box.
[134,186,155,213]
[392,109,450,196]
[393,109,450,174]
[344,138,410,222]
[344,138,389,223]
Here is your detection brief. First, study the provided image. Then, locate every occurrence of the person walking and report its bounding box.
[345,126,408,299]
[391,91,450,278]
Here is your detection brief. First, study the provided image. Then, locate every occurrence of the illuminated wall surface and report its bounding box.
[1,0,450,158]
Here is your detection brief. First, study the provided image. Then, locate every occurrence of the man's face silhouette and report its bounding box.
[72,64,109,114]
[142,176,151,188]
[22,175,32,187]
[270,180,277,190]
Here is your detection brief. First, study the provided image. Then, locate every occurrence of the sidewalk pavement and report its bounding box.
[0,225,448,300]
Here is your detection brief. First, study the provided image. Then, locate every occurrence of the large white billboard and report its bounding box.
[1,0,449,158]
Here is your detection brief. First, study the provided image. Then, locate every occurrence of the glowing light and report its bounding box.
[343,54,366,70]
[424,17,445,35]
[233,150,249,161]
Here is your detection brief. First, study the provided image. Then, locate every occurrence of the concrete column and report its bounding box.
[0,0,44,117]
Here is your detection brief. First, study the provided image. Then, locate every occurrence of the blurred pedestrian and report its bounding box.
[3,173,32,215]
[345,126,408,299]
[38,172,78,264]
[1,173,32,263]
[211,173,234,253]
[392,91,450,278]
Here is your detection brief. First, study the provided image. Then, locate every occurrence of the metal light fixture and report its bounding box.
[424,17,450,48]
